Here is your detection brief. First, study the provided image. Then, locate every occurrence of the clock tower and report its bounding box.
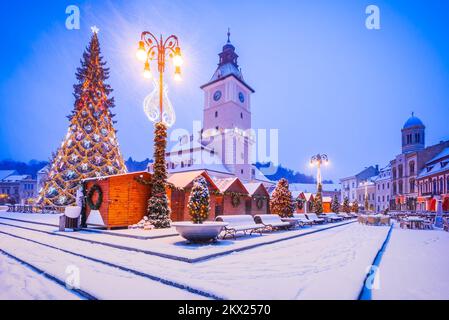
[200,30,255,181]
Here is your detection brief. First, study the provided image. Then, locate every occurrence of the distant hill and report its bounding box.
[0,160,48,179]
[255,162,333,184]
[0,158,333,184]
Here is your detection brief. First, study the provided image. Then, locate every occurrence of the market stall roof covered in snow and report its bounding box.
[167,170,218,190]
[214,177,249,194]
[244,182,269,197]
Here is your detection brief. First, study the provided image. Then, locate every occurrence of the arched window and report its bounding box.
[399,181,403,194]
[440,178,444,195]
[410,179,415,193]
[393,168,397,179]
[433,179,437,194]
[398,165,403,178]
[409,161,415,175]
[447,176,449,194]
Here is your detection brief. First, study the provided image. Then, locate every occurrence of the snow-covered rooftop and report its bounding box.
[167,170,213,189]
[214,177,248,194]
[426,147,449,165]
[0,170,17,180]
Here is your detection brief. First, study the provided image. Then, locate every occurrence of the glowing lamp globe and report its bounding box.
[173,47,183,67]
[174,66,182,82]
[143,62,152,79]
[136,41,147,62]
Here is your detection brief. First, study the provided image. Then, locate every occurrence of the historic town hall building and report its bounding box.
[152,32,272,185]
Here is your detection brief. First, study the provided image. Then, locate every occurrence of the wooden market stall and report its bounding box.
[167,170,219,222]
[244,182,270,215]
[214,177,250,215]
[83,171,152,229]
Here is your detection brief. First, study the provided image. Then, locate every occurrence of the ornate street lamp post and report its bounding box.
[310,154,329,189]
[136,32,182,122]
[136,31,183,228]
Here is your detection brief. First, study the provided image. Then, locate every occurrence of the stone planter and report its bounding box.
[172,221,228,243]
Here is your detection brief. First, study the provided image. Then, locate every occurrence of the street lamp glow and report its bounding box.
[136,41,147,62]
[143,61,152,79]
[173,47,183,67]
[309,154,329,188]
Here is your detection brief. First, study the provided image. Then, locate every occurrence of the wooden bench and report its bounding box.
[337,212,352,220]
[292,214,314,226]
[305,213,325,224]
[325,213,344,222]
[254,214,292,231]
[216,215,265,239]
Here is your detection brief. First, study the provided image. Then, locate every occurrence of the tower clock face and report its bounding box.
[213,90,222,101]
[239,92,245,103]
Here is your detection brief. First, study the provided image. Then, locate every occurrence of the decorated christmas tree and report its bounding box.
[270,178,295,218]
[146,122,171,228]
[342,196,351,213]
[313,183,324,214]
[331,195,340,213]
[187,176,210,224]
[38,29,127,206]
[352,199,360,213]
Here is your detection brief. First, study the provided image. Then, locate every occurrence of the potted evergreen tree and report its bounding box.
[172,177,227,243]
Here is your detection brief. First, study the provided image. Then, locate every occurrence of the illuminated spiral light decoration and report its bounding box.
[143,79,176,128]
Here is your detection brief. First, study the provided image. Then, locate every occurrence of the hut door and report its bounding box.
[245,199,251,215]
[215,204,222,217]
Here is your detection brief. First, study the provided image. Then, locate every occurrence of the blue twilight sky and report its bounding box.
[0,0,448,182]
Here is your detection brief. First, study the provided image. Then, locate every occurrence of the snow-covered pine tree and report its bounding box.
[313,183,324,214]
[38,30,126,206]
[187,176,210,224]
[270,178,295,218]
[331,194,340,213]
[342,196,351,213]
[146,122,171,228]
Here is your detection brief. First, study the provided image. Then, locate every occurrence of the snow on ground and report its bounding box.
[372,225,449,300]
[2,209,448,300]
[0,211,390,300]
[0,231,205,300]
[0,252,79,300]
[0,211,355,261]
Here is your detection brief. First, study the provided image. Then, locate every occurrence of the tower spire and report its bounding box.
[227,27,231,43]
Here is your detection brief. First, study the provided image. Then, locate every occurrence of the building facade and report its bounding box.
[373,164,392,212]
[416,147,449,212]
[390,114,449,211]
[340,165,379,203]
[355,180,376,211]
[0,170,37,204]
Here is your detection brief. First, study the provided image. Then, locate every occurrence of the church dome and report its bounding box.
[403,113,424,129]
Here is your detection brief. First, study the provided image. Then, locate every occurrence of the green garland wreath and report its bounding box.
[87,184,103,210]
[256,198,264,209]
[231,193,241,208]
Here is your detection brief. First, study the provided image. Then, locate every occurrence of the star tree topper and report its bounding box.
[91,26,100,34]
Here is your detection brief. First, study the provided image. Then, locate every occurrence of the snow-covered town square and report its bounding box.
[1,1,449,303]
